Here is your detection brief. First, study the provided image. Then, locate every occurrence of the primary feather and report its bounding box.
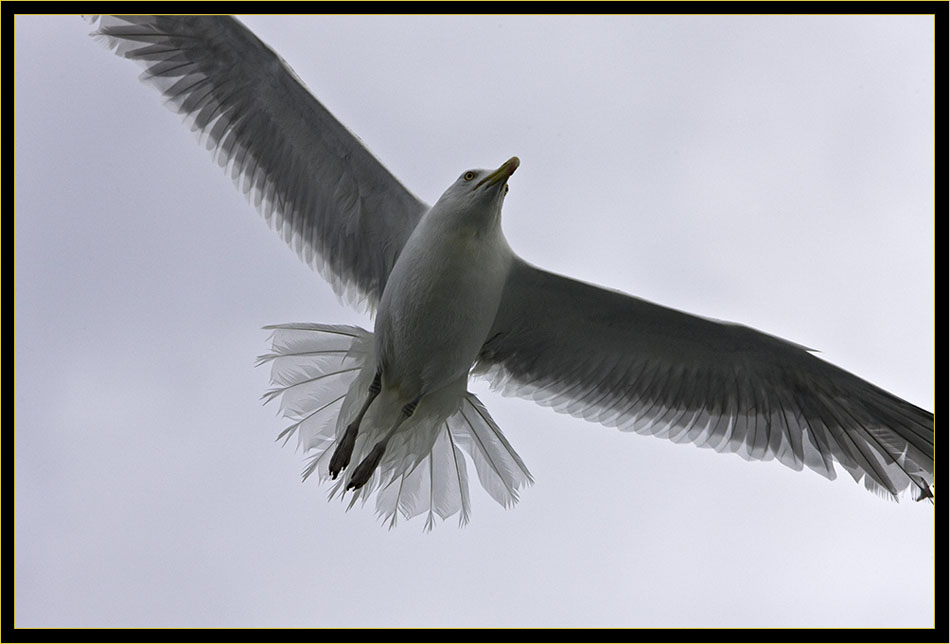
[91,15,426,308]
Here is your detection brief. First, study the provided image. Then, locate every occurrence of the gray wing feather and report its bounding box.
[478,258,934,500]
[90,15,427,306]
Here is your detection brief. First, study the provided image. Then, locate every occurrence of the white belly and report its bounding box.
[374,219,512,400]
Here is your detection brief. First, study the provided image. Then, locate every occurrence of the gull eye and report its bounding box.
[463,171,476,181]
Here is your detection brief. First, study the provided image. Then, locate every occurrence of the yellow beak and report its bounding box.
[477,156,520,189]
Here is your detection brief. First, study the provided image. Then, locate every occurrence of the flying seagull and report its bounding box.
[89,16,934,528]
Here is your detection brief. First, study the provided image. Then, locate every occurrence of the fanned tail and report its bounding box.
[258,323,532,529]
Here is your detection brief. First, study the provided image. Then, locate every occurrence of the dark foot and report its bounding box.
[328,424,358,480]
[345,440,387,491]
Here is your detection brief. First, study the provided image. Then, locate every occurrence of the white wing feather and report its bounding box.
[89,15,427,307]
[477,259,934,501]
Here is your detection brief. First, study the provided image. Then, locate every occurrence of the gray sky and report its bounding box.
[15,15,934,628]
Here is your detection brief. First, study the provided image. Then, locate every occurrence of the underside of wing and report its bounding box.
[90,15,428,307]
[477,258,934,501]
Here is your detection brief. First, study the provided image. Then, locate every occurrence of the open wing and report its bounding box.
[478,258,934,500]
[90,15,428,306]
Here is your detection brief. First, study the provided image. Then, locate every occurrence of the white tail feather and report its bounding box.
[259,323,532,528]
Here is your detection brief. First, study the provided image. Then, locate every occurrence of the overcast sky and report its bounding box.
[15,15,934,628]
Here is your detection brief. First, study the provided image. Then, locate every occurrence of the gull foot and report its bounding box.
[346,441,387,491]
[328,424,358,480]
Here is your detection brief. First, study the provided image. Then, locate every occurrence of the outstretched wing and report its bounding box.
[90,15,428,306]
[478,258,934,500]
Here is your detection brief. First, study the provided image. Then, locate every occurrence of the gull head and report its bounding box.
[431,157,520,228]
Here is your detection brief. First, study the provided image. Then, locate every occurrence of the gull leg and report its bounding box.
[346,400,419,491]
[329,371,381,480]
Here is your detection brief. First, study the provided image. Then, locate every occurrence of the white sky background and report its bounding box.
[14,15,935,628]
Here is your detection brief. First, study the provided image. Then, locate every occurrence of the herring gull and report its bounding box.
[89,16,934,528]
